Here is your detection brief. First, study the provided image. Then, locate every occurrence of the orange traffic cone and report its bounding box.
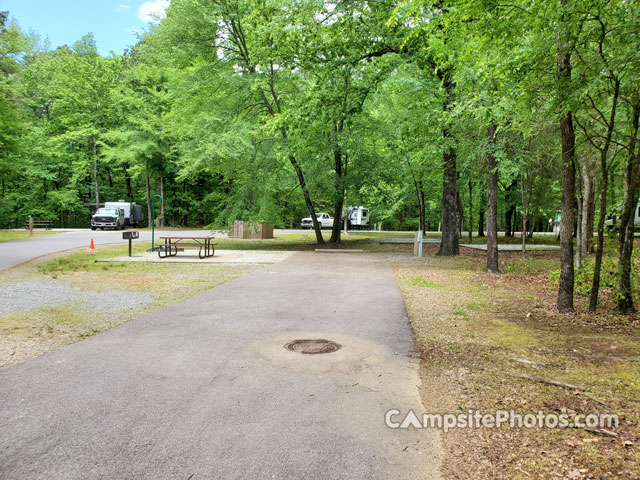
[89,238,95,250]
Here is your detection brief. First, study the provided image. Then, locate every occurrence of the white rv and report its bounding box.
[91,201,143,230]
[346,206,370,230]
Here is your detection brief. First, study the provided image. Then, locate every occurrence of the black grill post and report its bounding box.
[122,231,139,257]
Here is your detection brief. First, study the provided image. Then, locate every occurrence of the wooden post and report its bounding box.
[28,216,33,237]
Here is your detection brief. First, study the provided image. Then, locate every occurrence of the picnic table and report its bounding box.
[158,236,216,259]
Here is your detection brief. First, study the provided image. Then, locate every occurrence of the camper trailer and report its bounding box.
[91,200,143,230]
[346,206,370,230]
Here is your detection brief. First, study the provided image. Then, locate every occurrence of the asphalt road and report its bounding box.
[0,229,221,272]
[0,252,440,479]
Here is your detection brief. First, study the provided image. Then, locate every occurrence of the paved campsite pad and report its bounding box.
[0,251,441,479]
[102,249,295,264]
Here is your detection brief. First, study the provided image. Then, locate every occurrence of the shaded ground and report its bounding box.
[392,244,639,479]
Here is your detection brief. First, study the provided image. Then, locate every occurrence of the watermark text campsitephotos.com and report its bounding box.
[385,409,618,433]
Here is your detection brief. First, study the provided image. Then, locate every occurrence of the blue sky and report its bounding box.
[0,0,169,56]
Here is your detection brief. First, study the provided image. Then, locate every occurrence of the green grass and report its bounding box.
[37,242,155,274]
[33,231,414,275]
[504,256,560,274]
[214,231,410,251]
[411,277,445,289]
[0,230,61,243]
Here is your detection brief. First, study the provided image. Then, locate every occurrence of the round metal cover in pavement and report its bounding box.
[285,339,341,354]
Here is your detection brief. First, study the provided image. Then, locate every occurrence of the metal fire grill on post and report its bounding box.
[122,231,139,256]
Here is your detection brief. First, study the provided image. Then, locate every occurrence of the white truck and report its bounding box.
[91,207,125,230]
[301,213,334,229]
[91,201,143,230]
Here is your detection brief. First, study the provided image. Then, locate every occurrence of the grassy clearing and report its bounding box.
[0,242,259,368]
[422,231,561,246]
[393,243,640,479]
[0,230,61,243]
[211,231,410,251]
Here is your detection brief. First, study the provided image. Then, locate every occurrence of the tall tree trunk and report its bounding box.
[576,163,584,268]
[580,160,595,260]
[520,174,528,255]
[92,138,99,206]
[145,162,152,228]
[478,209,485,237]
[468,180,473,244]
[257,65,323,244]
[437,69,459,256]
[589,79,619,312]
[556,34,576,313]
[438,144,460,255]
[586,177,595,252]
[278,127,324,244]
[458,192,464,238]
[617,97,640,313]
[160,175,165,227]
[505,197,516,237]
[330,128,345,243]
[289,154,324,244]
[415,179,426,234]
[123,162,133,201]
[486,125,499,273]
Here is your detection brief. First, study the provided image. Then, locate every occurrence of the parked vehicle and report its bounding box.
[91,207,125,230]
[90,200,143,230]
[301,213,334,229]
[552,210,562,238]
[605,201,640,231]
[346,206,369,230]
[553,201,640,239]
[104,201,143,227]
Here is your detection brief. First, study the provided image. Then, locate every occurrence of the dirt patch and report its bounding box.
[390,249,640,479]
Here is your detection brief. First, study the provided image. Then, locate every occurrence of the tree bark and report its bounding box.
[438,143,460,255]
[617,97,640,313]
[589,78,619,312]
[586,177,595,252]
[145,162,152,228]
[520,174,528,255]
[414,179,426,234]
[278,127,324,245]
[486,125,499,273]
[576,164,584,268]
[160,175,165,227]
[504,185,517,237]
[556,36,576,313]
[289,154,324,244]
[330,124,345,243]
[123,162,133,201]
[437,68,459,256]
[580,160,595,261]
[468,180,473,244]
[92,138,99,207]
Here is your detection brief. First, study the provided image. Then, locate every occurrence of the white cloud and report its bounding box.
[138,0,169,23]
[116,3,130,13]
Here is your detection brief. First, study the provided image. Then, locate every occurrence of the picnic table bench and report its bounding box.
[158,236,216,259]
[23,220,54,230]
